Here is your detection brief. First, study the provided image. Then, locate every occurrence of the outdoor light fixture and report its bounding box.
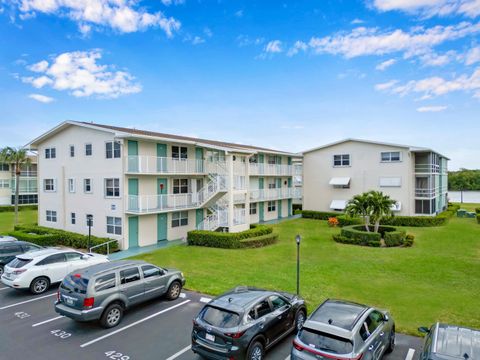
[296,234,301,295]
[87,214,93,252]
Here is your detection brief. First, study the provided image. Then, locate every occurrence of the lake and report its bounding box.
[448,191,480,204]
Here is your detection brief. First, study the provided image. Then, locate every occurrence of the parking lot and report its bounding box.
[0,285,423,360]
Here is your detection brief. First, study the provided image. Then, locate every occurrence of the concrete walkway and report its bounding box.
[108,239,185,260]
[259,214,301,225]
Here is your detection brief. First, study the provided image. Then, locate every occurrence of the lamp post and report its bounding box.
[87,215,93,252]
[296,234,301,295]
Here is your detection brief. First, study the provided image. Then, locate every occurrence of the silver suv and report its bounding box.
[55,260,185,328]
[291,299,395,360]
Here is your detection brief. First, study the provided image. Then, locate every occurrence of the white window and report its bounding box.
[333,154,350,167]
[172,211,188,227]
[173,179,188,194]
[68,178,75,193]
[0,179,9,188]
[267,155,280,165]
[46,210,57,222]
[268,180,276,189]
[267,201,276,212]
[172,146,187,160]
[44,179,56,192]
[45,147,56,159]
[234,176,246,190]
[249,202,257,215]
[381,152,401,162]
[69,145,75,157]
[71,212,76,225]
[84,179,92,193]
[106,141,121,159]
[107,216,122,235]
[0,163,9,171]
[105,178,120,197]
[85,143,92,156]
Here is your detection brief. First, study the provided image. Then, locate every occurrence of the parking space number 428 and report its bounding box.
[105,351,130,360]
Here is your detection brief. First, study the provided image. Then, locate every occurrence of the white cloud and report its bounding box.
[236,35,265,47]
[376,58,396,70]
[22,50,141,99]
[416,105,448,112]
[419,50,458,66]
[203,27,213,38]
[191,36,204,45]
[28,93,55,103]
[307,22,480,59]
[465,46,480,64]
[161,0,185,5]
[375,79,399,90]
[234,10,243,18]
[351,18,365,24]
[14,0,181,36]
[287,41,308,57]
[265,40,282,53]
[372,0,480,18]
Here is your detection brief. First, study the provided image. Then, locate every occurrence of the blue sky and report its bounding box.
[1,0,479,170]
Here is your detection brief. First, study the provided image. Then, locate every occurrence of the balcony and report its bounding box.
[126,156,226,175]
[127,193,202,214]
[415,188,436,198]
[249,163,293,176]
[250,187,301,202]
[415,164,440,174]
[233,208,246,225]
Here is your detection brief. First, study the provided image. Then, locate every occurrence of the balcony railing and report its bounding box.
[126,156,227,175]
[250,187,301,202]
[233,208,246,225]
[415,164,440,174]
[415,188,437,198]
[127,193,200,213]
[249,163,293,176]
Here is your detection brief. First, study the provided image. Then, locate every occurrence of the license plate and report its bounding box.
[205,333,215,342]
[63,296,74,305]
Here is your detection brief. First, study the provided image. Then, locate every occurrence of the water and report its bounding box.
[448,191,480,203]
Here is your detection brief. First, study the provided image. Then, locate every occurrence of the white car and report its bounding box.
[1,248,109,294]
[0,235,17,242]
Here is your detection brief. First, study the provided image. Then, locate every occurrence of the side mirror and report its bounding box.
[383,314,389,322]
[418,326,430,334]
[81,254,89,260]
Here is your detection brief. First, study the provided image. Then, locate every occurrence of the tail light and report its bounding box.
[224,330,246,339]
[56,290,60,302]
[12,269,27,275]
[83,297,94,309]
[292,340,363,360]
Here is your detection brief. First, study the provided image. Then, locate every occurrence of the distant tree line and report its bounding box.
[448,169,480,191]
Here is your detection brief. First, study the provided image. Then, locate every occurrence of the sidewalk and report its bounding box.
[108,239,186,260]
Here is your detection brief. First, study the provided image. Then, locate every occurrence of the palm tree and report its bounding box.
[345,193,372,232]
[0,147,32,224]
[368,191,396,233]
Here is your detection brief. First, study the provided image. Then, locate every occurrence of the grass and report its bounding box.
[133,203,480,335]
[0,210,37,234]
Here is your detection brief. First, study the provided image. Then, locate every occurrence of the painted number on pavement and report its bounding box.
[105,351,130,360]
[14,311,30,319]
[50,329,72,339]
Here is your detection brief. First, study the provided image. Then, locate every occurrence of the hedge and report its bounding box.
[381,204,459,227]
[7,224,118,254]
[336,215,362,226]
[239,233,279,248]
[384,229,407,247]
[187,225,274,249]
[300,210,344,220]
[404,234,415,247]
[340,225,382,247]
[475,208,480,214]
[477,214,480,224]
[0,204,38,213]
[333,234,381,247]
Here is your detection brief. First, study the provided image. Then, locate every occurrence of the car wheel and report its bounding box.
[100,303,124,328]
[386,327,395,353]
[295,310,306,333]
[247,340,264,360]
[0,265,4,277]
[166,281,182,300]
[30,277,50,294]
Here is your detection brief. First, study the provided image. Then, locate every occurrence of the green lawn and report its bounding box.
[133,204,480,335]
[0,210,37,233]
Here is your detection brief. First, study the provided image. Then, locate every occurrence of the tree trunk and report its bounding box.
[14,170,20,225]
[364,215,370,232]
[374,220,380,233]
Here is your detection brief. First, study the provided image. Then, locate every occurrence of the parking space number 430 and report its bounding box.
[105,351,130,360]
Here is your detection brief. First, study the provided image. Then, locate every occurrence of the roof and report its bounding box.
[434,323,480,359]
[302,138,450,160]
[27,120,300,156]
[17,247,76,259]
[73,260,147,277]
[209,287,277,312]
[309,299,369,331]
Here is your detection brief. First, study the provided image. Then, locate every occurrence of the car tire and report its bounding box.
[100,303,124,329]
[246,340,264,360]
[166,281,182,300]
[0,265,4,277]
[30,276,50,294]
[386,326,395,354]
[294,309,306,333]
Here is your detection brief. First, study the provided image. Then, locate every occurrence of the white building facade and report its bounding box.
[0,155,38,206]
[302,139,449,216]
[29,121,301,249]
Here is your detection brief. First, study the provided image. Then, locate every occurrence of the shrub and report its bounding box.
[292,204,302,213]
[239,233,278,248]
[8,224,118,254]
[327,217,339,227]
[475,208,480,214]
[300,210,344,220]
[477,214,480,224]
[187,225,274,249]
[0,204,38,213]
[332,234,380,247]
[404,234,415,247]
[384,230,407,247]
[381,204,459,227]
[336,215,362,227]
[340,225,382,247]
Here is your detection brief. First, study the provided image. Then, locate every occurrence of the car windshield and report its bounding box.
[201,306,240,328]
[8,257,32,268]
[299,327,354,354]
[61,274,89,294]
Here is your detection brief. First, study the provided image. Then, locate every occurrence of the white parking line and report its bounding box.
[284,356,291,360]
[165,345,191,360]
[199,297,211,303]
[0,293,56,310]
[0,287,10,291]
[80,300,191,348]
[405,348,415,360]
[32,315,64,327]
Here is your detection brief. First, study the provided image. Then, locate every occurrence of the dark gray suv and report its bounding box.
[191,286,306,360]
[55,260,185,328]
[418,323,479,359]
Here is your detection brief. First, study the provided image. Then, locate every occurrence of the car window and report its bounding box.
[37,253,66,265]
[61,274,89,294]
[255,300,272,318]
[299,327,354,354]
[141,265,162,278]
[359,311,383,340]
[269,295,288,310]
[65,252,83,261]
[23,244,41,252]
[0,245,22,254]
[247,308,257,321]
[120,267,141,284]
[94,273,116,292]
[7,257,32,268]
[201,306,240,328]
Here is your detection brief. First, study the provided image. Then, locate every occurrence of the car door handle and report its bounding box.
[368,345,374,351]
[379,332,385,337]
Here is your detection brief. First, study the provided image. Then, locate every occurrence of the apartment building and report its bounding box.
[0,154,38,206]
[303,139,448,216]
[28,121,301,249]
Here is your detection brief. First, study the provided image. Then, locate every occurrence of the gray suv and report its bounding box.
[291,299,395,360]
[418,323,479,359]
[55,260,185,328]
